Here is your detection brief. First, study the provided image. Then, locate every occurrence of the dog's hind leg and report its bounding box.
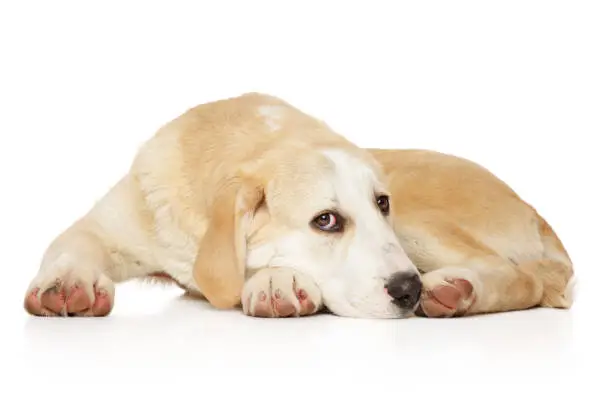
[416,257,546,318]
[397,218,573,318]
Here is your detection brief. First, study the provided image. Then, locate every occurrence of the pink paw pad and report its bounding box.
[419,278,475,318]
[251,292,274,317]
[24,283,112,317]
[246,288,318,318]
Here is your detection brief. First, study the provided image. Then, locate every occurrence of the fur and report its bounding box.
[23,93,574,319]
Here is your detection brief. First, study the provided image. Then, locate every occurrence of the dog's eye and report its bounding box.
[311,212,344,232]
[377,195,390,215]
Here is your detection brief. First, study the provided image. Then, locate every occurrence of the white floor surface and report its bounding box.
[4,266,608,402]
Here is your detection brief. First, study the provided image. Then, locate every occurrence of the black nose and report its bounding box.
[385,272,422,310]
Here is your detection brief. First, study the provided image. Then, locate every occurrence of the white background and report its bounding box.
[1,1,610,402]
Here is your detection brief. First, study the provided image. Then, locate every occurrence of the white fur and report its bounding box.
[257,105,284,131]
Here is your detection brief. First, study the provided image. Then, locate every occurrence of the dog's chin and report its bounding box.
[392,301,421,319]
[323,300,418,319]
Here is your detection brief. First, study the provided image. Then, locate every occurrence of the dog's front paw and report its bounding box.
[24,263,115,317]
[241,268,323,318]
[417,268,477,318]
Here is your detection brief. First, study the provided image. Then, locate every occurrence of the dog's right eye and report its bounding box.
[311,211,344,232]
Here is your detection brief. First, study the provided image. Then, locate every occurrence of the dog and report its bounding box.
[23,92,574,319]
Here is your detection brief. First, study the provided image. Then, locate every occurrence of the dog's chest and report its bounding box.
[150,216,202,291]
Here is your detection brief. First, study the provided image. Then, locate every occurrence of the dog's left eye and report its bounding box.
[377,195,390,215]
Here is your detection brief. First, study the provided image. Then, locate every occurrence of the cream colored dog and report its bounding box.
[23,93,574,319]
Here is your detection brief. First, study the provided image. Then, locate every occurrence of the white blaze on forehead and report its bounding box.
[320,149,383,217]
[257,105,284,131]
[321,148,415,272]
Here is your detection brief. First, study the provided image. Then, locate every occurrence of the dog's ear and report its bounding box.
[193,176,264,309]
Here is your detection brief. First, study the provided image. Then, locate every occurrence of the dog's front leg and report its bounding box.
[23,219,117,317]
[23,175,153,317]
[240,267,323,318]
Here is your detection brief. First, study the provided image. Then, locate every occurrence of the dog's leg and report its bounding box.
[24,175,152,317]
[396,214,574,318]
[240,268,323,317]
[416,257,541,317]
[24,220,117,317]
[415,255,574,318]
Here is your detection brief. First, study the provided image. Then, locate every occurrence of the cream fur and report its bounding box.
[23,93,574,319]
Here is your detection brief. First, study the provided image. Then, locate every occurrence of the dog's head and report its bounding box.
[193,142,421,319]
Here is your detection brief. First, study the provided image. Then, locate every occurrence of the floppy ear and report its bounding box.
[192,177,264,309]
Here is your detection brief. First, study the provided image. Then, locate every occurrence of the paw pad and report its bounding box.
[242,270,322,318]
[25,281,113,317]
[418,278,475,318]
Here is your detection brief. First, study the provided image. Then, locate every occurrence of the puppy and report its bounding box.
[24,92,421,319]
[23,93,574,319]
